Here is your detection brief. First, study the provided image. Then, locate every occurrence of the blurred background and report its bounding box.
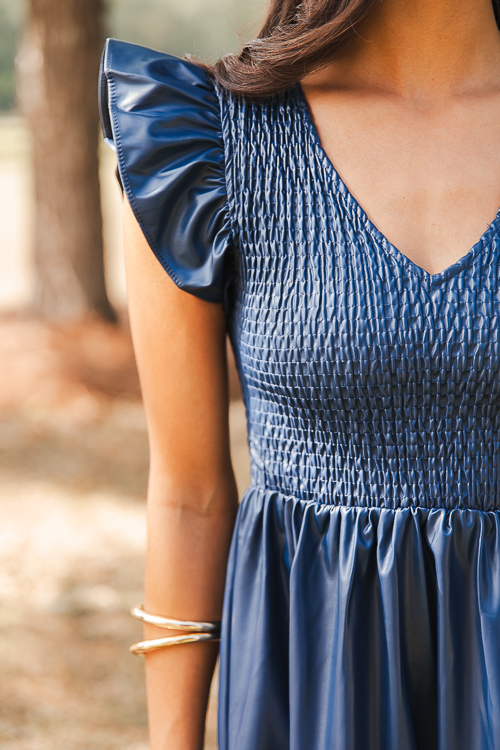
[0,0,262,747]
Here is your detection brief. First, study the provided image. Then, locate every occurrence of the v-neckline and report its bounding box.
[292,82,500,286]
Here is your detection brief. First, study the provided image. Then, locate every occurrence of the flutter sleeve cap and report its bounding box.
[99,38,233,303]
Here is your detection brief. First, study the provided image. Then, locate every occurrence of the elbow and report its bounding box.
[147,467,238,518]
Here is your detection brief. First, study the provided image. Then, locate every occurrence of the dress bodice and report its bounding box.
[222,85,500,510]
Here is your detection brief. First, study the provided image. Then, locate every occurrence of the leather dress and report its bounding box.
[100,38,500,750]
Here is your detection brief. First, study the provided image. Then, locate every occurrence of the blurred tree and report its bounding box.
[18,0,115,322]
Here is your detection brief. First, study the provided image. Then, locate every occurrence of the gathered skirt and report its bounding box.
[218,487,500,750]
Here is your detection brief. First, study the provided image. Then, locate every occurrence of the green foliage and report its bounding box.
[0,1,22,110]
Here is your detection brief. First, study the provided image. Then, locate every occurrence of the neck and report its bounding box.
[341,0,500,96]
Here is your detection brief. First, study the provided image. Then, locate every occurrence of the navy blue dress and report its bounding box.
[100,38,500,750]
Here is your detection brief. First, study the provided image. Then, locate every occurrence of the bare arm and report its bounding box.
[123,198,238,750]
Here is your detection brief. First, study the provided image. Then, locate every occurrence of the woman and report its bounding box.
[99,0,500,748]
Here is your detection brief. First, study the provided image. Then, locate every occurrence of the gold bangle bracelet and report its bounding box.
[130,631,220,656]
[129,604,221,656]
[130,604,221,633]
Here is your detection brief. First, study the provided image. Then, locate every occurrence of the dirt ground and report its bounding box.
[0,314,250,749]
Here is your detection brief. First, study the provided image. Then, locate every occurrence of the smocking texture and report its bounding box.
[220,85,500,511]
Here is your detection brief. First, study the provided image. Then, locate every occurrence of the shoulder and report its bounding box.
[99,39,232,304]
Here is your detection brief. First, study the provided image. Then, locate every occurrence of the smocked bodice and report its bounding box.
[222,86,500,511]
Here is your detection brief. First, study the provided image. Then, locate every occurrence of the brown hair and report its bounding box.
[208,0,500,99]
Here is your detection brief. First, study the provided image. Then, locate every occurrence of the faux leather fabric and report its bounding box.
[99,40,500,750]
[99,38,232,303]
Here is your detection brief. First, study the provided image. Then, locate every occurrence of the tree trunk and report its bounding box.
[19,0,115,322]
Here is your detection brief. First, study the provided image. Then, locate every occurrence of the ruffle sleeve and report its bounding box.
[98,38,233,303]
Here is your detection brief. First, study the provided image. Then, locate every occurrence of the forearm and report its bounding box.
[143,473,238,750]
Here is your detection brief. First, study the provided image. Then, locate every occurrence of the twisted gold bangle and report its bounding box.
[129,604,221,656]
[130,604,221,633]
